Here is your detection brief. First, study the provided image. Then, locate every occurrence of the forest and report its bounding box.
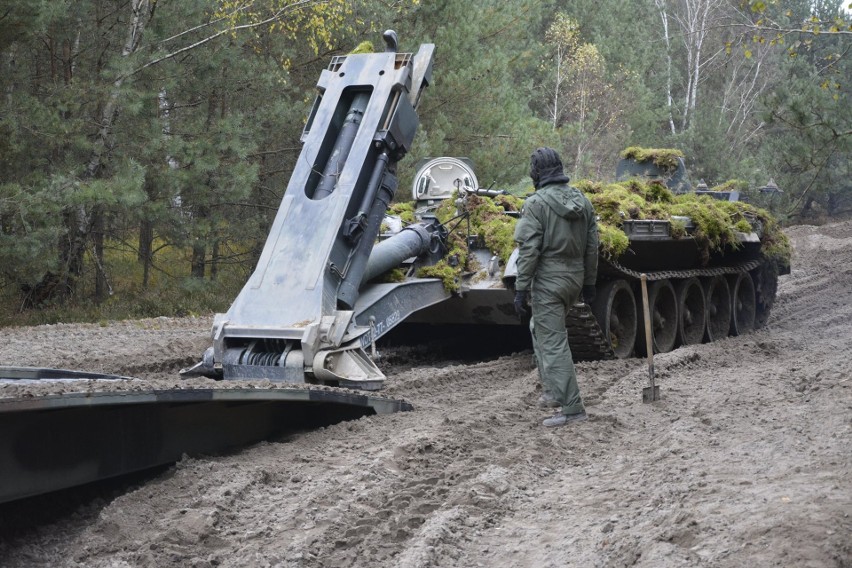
[0,0,849,324]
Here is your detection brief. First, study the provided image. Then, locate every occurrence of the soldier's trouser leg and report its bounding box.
[531,277,584,415]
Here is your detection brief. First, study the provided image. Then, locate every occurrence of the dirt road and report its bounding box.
[0,220,850,567]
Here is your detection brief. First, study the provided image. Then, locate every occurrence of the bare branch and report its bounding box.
[128,0,319,78]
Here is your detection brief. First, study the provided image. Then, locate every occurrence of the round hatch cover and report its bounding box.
[411,157,478,203]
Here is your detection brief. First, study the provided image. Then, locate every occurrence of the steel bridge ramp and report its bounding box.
[0,367,411,504]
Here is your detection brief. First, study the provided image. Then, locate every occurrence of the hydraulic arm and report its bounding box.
[184,32,438,389]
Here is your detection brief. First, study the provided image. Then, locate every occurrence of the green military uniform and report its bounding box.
[514,179,598,417]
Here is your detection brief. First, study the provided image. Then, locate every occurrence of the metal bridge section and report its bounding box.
[0,367,411,504]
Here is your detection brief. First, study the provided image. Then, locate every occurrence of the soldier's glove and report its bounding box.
[514,290,530,318]
[582,285,596,305]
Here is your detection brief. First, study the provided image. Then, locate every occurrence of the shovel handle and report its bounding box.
[640,274,655,389]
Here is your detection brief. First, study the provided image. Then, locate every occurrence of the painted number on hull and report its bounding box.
[360,310,401,348]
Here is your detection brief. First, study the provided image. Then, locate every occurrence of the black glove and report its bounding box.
[582,284,596,304]
[514,290,530,318]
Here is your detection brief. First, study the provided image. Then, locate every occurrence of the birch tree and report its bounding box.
[655,0,678,134]
[75,0,155,301]
[655,0,726,133]
[677,0,725,127]
[563,45,633,177]
[538,13,634,177]
[543,13,581,129]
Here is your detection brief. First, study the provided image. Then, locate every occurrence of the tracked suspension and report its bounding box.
[568,257,778,362]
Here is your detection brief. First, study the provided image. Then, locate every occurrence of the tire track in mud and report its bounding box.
[0,352,638,567]
[307,361,634,568]
[451,351,850,567]
[446,221,852,568]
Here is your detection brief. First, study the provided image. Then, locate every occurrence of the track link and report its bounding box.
[567,303,616,361]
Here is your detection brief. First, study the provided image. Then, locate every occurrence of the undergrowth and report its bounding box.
[0,238,247,327]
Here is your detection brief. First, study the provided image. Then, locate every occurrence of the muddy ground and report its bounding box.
[0,220,850,567]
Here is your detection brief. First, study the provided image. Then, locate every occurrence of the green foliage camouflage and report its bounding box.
[388,202,417,224]
[414,193,524,291]
[415,197,471,292]
[577,175,790,268]
[710,179,750,193]
[620,147,685,171]
[410,175,790,292]
[349,41,375,54]
[374,268,408,283]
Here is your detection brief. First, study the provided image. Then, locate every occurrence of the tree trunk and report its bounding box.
[191,242,206,279]
[45,0,154,304]
[211,239,220,281]
[139,218,153,288]
[93,210,107,303]
[655,0,677,134]
[58,208,86,300]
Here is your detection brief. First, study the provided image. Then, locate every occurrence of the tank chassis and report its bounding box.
[383,155,787,363]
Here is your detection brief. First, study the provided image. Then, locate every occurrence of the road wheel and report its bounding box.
[591,279,637,359]
[703,275,731,342]
[675,277,706,346]
[636,279,678,355]
[729,272,756,336]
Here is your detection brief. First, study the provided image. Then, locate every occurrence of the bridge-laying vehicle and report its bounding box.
[0,31,790,503]
[184,111,790,386]
[0,30,433,504]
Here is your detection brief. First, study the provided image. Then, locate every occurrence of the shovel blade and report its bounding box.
[642,385,660,403]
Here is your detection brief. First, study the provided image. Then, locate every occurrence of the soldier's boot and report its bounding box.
[542,411,588,427]
[537,391,561,408]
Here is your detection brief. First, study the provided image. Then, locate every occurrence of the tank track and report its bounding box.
[600,257,763,282]
[567,303,617,361]
[567,257,770,361]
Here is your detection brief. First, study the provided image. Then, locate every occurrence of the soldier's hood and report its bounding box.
[537,184,585,219]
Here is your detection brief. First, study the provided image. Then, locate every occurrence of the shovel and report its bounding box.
[640,274,660,403]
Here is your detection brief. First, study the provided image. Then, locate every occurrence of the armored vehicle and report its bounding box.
[0,33,790,503]
[182,40,790,388]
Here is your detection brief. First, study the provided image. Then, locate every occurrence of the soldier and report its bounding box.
[513,147,599,427]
